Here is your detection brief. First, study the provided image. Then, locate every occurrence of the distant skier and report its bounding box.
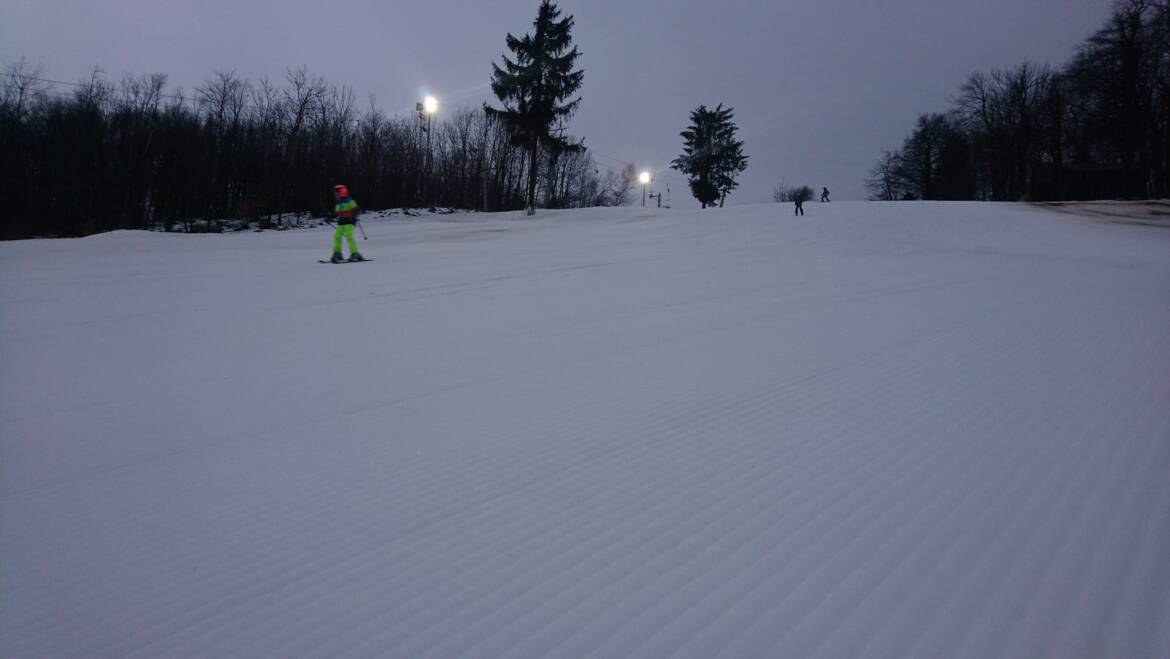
[821,187,830,203]
[328,184,366,263]
[795,198,805,216]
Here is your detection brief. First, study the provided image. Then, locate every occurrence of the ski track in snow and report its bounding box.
[1,202,1168,657]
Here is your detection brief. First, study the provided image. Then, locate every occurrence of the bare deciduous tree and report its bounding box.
[0,61,613,239]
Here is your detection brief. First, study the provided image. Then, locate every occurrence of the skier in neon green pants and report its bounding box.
[329,184,366,263]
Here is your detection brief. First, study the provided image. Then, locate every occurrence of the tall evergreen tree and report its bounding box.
[671,104,749,208]
[487,1,585,215]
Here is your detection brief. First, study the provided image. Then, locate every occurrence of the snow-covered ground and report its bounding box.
[2,201,1168,657]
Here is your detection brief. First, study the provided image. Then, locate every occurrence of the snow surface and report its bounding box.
[2,202,1169,658]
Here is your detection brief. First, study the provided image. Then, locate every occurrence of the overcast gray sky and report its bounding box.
[2,0,1112,203]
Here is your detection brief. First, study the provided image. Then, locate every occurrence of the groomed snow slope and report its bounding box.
[2,202,1168,658]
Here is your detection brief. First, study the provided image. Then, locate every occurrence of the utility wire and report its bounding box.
[5,72,691,187]
[2,72,206,108]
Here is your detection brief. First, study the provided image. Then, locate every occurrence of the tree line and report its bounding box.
[868,0,1169,202]
[0,1,634,241]
[0,64,633,239]
[1,0,759,239]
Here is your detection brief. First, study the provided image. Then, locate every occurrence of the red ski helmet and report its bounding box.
[333,184,349,196]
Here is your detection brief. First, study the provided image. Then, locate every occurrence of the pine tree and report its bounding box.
[671,104,748,208]
[487,1,585,215]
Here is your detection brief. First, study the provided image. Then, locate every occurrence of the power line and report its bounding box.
[590,149,688,185]
[1,71,372,116]
[1,72,203,108]
[5,71,693,189]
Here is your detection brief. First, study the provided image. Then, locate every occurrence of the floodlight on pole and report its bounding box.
[418,94,439,205]
[639,171,652,206]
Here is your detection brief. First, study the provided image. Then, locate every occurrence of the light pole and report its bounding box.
[417,95,439,204]
[639,171,652,207]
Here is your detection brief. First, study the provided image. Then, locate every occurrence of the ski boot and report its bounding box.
[348,252,366,262]
[330,251,345,264]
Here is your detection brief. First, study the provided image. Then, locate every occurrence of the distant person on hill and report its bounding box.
[795,197,805,216]
[821,187,830,202]
[328,184,366,263]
